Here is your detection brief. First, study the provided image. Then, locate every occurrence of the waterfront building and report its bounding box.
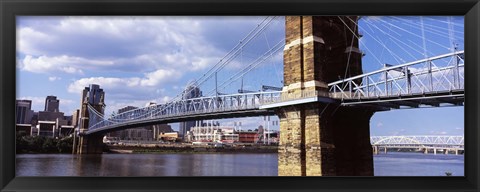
[37,121,56,137]
[36,119,74,138]
[16,124,32,136]
[185,121,279,144]
[28,95,75,138]
[56,117,74,137]
[145,102,173,141]
[58,125,74,137]
[237,130,259,143]
[187,121,239,143]
[158,132,179,142]
[108,105,157,141]
[31,112,38,126]
[38,111,64,122]
[153,124,174,141]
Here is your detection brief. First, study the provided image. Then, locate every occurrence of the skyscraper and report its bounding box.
[38,96,64,121]
[16,100,33,124]
[44,96,59,112]
[179,82,202,141]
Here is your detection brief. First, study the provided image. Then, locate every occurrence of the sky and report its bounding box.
[16,16,464,136]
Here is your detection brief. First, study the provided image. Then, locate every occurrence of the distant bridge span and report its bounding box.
[370,135,464,154]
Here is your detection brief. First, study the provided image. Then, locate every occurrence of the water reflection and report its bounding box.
[16,152,463,176]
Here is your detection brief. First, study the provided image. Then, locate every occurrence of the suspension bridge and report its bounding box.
[73,16,464,176]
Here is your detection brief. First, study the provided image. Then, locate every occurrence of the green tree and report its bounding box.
[42,137,57,152]
[56,137,73,153]
[16,131,29,153]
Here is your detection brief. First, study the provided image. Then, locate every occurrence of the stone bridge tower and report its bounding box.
[278,16,375,176]
[73,84,106,154]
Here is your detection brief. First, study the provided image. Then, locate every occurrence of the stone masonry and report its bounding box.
[74,85,106,154]
[278,16,375,176]
[75,102,104,154]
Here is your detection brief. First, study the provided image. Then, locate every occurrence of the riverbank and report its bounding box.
[107,144,278,154]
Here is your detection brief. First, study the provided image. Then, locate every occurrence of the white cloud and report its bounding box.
[103,98,169,117]
[17,27,54,56]
[48,76,61,81]
[140,69,181,87]
[21,55,100,74]
[17,16,284,117]
[16,96,45,111]
[67,69,181,100]
[17,16,228,76]
[160,96,171,103]
[376,122,384,128]
[429,130,448,135]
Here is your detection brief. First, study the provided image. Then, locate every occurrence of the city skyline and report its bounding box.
[16,16,464,136]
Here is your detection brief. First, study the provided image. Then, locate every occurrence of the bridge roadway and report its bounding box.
[85,51,464,135]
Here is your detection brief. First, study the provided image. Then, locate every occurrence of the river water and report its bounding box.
[16,152,464,176]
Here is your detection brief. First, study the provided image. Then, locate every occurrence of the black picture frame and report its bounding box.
[1,0,479,192]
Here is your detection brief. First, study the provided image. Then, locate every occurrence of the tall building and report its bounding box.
[72,109,80,128]
[38,95,64,122]
[16,100,33,124]
[109,105,138,139]
[145,102,173,141]
[118,106,137,114]
[108,106,154,141]
[179,82,202,141]
[29,95,74,138]
[44,96,59,112]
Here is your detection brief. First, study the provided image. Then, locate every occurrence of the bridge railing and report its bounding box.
[261,89,330,106]
[87,91,282,132]
[328,51,464,100]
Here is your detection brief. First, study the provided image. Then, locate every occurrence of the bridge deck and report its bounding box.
[340,89,464,109]
[85,51,464,135]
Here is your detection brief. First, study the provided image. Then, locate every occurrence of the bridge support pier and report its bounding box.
[72,84,106,154]
[277,16,375,176]
[76,134,104,154]
[277,104,374,176]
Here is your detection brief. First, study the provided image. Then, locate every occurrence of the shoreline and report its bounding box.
[107,144,279,154]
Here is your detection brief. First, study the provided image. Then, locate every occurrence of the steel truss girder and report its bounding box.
[371,136,464,149]
[86,91,281,133]
[328,51,465,108]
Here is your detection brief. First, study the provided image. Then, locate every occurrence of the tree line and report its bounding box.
[16,131,73,153]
